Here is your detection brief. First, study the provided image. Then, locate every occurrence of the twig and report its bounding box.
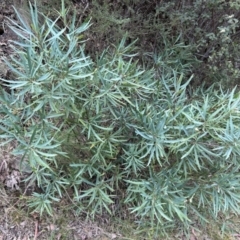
[34,220,38,240]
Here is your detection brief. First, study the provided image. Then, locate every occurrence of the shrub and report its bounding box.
[1,1,240,237]
[78,0,240,87]
[158,0,240,87]
[23,0,240,88]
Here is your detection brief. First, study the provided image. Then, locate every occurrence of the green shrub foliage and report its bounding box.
[26,0,240,87]
[82,0,240,87]
[1,0,240,236]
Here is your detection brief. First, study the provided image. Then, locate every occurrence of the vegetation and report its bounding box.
[63,0,240,88]
[26,0,240,88]
[1,0,240,238]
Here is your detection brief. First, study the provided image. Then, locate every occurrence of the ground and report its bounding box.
[1,1,240,240]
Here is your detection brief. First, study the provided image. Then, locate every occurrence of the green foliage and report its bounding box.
[1,1,240,237]
[22,0,240,87]
[82,0,240,87]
